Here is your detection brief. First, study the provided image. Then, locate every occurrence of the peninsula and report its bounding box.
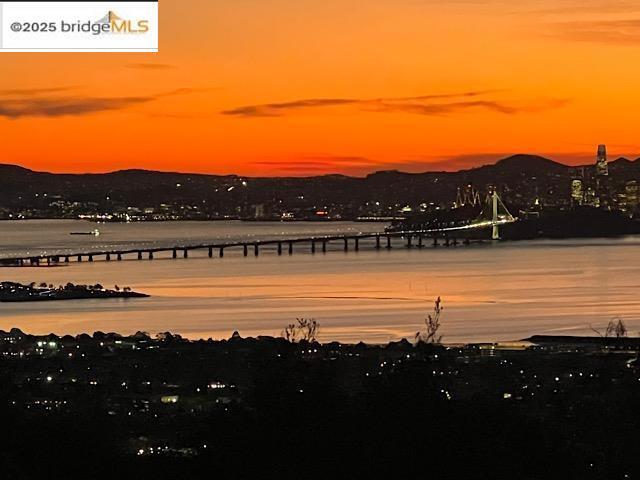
[0,281,148,302]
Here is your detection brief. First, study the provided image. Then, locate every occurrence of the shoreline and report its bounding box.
[2,327,638,350]
[0,281,149,303]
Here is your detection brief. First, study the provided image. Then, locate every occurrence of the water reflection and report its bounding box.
[1,221,639,343]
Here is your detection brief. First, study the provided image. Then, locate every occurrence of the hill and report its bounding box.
[1,154,639,220]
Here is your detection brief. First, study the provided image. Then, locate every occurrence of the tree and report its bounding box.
[283,318,320,343]
[416,297,444,344]
[114,285,120,292]
[591,317,627,338]
[156,332,183,342]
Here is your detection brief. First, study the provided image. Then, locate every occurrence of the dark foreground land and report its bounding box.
[0,282,148,302]
[1,329,639,479]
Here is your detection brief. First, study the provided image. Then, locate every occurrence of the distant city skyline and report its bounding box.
[2,0,640,175]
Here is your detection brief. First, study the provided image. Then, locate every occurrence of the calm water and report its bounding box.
[1,220,639,343]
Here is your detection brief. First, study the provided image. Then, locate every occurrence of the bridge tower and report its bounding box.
[492,190,500,240]
[477,188,515,240]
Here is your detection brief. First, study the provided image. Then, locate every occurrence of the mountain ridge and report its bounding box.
[2,154,638,179]
[2,154,639,220]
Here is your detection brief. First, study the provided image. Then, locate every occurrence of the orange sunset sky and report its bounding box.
[1,0,640,176]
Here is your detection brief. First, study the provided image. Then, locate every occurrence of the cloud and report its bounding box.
[0,87,203,119]
[551,19,640,45]
[255,156,373,166]
[366,100,520,115]
[0,96,153,119]
[258,165,340,174]
[255,147,640,176]
[393,89,503,101]
[352,154,512,174]
[222,91,567,118]
[0,87,78,96]
[250,153,513,176]
[223,98,357,117]
[250,156,396,176]
[526,0,640,16]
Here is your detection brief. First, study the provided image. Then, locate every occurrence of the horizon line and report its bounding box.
[1,153,637,178]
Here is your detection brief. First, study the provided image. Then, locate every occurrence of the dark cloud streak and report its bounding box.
[0,96,154,119]
[0,87,205,119]
[222,91,567,118]
[0,87,78,97]
[223,98,357,117]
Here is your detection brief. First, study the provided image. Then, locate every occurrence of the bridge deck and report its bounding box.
[0,222,510,265]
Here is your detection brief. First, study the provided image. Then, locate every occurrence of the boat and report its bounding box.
[70,229,100,236]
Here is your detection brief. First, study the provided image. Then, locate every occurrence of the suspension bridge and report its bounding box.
[0,192,515,267]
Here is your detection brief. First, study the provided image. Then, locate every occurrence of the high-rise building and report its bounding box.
[625,181,639,212]
[571,179,584,205]
[596,144,608,176]
[584,187,598,207]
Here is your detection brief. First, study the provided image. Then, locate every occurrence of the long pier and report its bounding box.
[0,228,487,267]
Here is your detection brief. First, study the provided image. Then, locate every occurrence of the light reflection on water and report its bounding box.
[1,220,640,343]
